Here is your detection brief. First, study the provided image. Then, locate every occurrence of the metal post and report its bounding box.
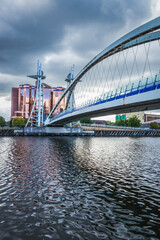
[41,83,44,126]
[25,60,46,127]
[71,64,75,109]
[38,62,41,127]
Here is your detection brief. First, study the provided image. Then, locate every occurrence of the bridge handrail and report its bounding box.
[49,72,160,123]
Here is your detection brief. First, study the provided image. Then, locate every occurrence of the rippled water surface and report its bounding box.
[0,137,160,240]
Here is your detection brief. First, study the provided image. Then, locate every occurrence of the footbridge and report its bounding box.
[31,17,160,127]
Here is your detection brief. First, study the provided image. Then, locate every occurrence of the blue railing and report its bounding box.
[51,72,160,121]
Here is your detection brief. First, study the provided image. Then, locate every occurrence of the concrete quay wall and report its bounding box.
[0,127,160,137]
[22,127,94,136]
[22,127,160,137]
[94,129,160,137]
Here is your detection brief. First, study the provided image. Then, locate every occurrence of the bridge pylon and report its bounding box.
[25,60,46,127]
[65,64,75,110]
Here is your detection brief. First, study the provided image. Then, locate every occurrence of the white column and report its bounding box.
[38,63,42,127]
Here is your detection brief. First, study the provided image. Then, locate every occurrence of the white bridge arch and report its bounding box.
[45,17,160,126]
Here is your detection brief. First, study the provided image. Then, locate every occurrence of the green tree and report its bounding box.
[128,115,141,127]
[0,116,6,127]
[80,118,93,124]
[24,118,28,126]
[12,118,27,128]
[6,121,11,127]
[115,119,128,126]
[106,121,111,125]
[149,121,159,129]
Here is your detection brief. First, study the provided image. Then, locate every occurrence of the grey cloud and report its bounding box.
[0,0,154,99]
[5,95,11,102]
[0,81,14,96]
[0,73,25,97]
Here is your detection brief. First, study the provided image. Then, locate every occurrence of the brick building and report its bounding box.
[11,83,65,120]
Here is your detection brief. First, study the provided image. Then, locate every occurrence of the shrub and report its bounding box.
[80,119,93,124]
[115,119,128,126]
[149,121,159,129]
[12,118,27,128]
[128,115,141,127]
[0,116,6,127]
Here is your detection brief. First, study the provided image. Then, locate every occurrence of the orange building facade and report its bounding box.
[11,84,65,120]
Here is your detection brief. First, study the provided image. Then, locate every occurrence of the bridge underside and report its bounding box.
[47,91,160,126]
[48,101,160,126]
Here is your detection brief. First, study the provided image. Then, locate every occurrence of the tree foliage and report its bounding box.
[115,115,141,127]
[80,118,93,124]
[12,118,27,127]
[115,119,128,126]
[0,116,6,127]
[149,121,159,129]
[106,121,115,126]
[128,115,141,127]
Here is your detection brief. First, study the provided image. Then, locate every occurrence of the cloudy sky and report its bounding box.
[0,0,160,120]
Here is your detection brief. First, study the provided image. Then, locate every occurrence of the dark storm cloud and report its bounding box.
[0,74,21,96]
[0,81,12,95]
[0,0,152,96]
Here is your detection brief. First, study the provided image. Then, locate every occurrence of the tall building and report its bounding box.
[11,88,19,118]
[11,83,65,120]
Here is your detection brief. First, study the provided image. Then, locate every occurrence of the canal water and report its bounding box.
[0,137,159,240]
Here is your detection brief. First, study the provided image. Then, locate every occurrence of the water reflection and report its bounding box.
[0,136,159,240]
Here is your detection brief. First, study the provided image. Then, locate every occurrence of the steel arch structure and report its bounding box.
[45,17,160,126]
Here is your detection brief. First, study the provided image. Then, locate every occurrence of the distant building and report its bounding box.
[11,88,19,118]
[116,111,145,123]
[116,111,160,123]
[115,114,126,121]
[126,112,145,123]
[144,113,160,122]
[11,83,65,120]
